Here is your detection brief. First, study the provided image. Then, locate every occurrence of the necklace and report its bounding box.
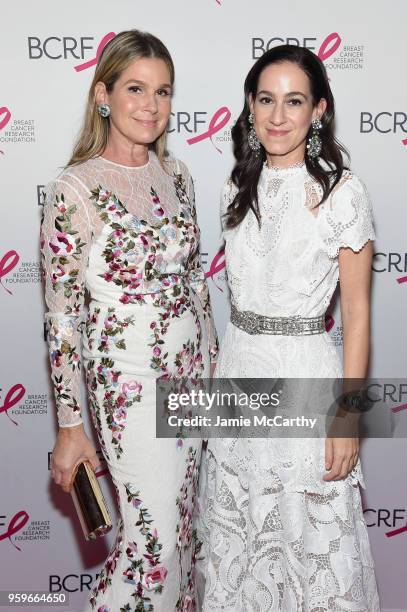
[264,160,305,172]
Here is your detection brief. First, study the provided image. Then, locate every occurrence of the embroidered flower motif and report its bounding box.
[150,187,165,218]
[89,520,123,608]
[87,307,136,354]
[122,485,168,608]
[126,541,138,558]
[49,231,77,256]
[86,357,142,458]
[175,447,202,610]
[179,594,194,611]
[41,192,87,304]
[89,183,202,304]
[53,373,81,413]
[143,566,168,591]
[122,380,143,398]
[50,265,70,287]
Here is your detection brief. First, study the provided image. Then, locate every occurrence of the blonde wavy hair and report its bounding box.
[66,30,175,167]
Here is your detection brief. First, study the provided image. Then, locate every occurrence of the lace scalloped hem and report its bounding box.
[322,231,376,260]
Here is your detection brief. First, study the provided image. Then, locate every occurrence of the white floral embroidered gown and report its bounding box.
[199,164,380,611]
[40,152,218,612]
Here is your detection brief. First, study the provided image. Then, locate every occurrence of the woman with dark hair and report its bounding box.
[199,45,379,610]
[41,30,218,611]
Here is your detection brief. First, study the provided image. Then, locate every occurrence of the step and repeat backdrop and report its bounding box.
[1,0,406,610]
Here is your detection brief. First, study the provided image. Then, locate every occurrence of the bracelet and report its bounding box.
[341,390,371,413]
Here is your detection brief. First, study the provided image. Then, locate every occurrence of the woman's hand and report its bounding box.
[51,424,100,493]
[323,436,359,481]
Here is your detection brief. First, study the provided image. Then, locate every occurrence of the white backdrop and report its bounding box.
[1,1,406,610]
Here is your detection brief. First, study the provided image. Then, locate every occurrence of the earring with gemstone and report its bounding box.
[306,117,322,160]
[97,103,111,118]
[248,112,261,154]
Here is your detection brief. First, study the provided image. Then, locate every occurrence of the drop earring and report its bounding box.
[306,117,322,160]
[248,112,261,154]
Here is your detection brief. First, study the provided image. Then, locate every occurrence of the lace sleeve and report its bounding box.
[320,172,375,259]
[40,175,92,427]
[182,165,219,362]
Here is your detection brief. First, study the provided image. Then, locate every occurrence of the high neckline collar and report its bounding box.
[96,149,154,170]
[263,160,306,174]
[259,160,307,195]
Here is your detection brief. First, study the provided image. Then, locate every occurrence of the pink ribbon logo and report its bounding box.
[205,248,226,291]
[324,314,335,332]
[0,511,29,551]
[0,384,26,426]
[402,139,407,146]
[0,107,11,131]
[0,250,20,294]
[386,523,407,538]
[187,106,231,153]
[0,106,11,155]
[397,275,407,284]
[74,32,116,72]
[391,403,407,413]
[317,32,342,62]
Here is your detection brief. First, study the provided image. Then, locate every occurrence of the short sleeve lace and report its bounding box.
[319,172,375,259]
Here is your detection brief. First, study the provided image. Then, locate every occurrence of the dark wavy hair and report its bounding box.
[225,44,349,229]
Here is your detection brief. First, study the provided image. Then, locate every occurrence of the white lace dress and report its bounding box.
[199,163,380,611]
[41,152,218,611]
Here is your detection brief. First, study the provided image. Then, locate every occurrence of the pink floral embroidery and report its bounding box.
[122,485,168,609]
[175,447,202,610]
[49,230,76,256]
[89,520,123,608]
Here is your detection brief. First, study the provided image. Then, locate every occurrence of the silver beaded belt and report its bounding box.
[230,304,325,336]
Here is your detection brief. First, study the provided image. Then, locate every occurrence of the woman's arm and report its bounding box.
[324,242,373,482]
[41,175,100,491]
[340,242,373,380]
[323,174,375,482]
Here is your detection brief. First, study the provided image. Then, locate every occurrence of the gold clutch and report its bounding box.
[70,461,113,540]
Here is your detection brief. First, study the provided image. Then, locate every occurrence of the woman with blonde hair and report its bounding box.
[41,29,218,611]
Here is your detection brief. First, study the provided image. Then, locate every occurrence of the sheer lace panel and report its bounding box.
[41,177,92,426]
[41,154,219,426]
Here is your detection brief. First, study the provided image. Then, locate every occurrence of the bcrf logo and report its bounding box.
[360,112,407,135]
[252,32,341,62]
[168,107,232,154]
[49,574,95,592]
[167,112,208,134]
[364,508,407,538]
[372,252,407,284]
[28,36,96,59]
[27,32,115,72]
